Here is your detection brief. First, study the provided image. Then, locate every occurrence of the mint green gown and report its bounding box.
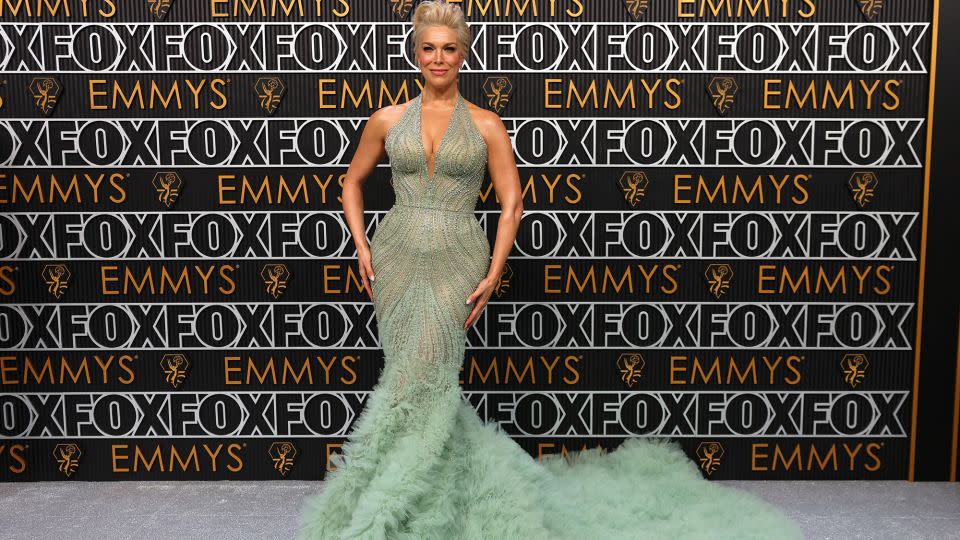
[297,93,804,540]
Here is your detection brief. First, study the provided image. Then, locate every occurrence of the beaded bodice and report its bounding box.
[383,92,487,214]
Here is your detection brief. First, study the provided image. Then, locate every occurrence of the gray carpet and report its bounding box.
[1,480,958,539]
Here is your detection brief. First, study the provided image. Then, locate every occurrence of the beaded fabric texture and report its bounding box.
[296,93,804,539]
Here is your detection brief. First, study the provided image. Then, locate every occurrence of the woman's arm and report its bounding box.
[482,112,524,282]
[342,106,393,297]
[464,110,523,328]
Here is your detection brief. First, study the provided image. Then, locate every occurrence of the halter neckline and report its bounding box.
[416,93,463,183]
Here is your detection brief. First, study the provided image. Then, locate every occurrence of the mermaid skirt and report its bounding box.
[297,205,803,539]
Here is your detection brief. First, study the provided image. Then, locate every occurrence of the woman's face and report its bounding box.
[416,25,464,88]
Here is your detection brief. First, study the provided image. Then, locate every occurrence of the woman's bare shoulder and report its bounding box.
[463,98,507,144]
[371,99,414,138]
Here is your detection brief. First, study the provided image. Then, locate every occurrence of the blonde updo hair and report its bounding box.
[411,0,472,60]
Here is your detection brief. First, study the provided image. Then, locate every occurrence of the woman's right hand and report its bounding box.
[357,245,375,301]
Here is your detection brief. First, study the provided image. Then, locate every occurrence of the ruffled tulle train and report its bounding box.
[297,379,803,540]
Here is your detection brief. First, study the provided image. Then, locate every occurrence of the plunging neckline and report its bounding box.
[418,93,461,183]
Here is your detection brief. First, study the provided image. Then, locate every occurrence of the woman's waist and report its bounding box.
[390,201,477,216]
[374,203,488,251]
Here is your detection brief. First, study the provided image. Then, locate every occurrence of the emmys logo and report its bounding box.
[841,353,869,389]
[481,77,514,114]
[254,77,286,115]
[53,443,81,478]
[856,0,883,22]
[390,0,415,18]
[704,264,733,299]
[493,263,513,298]
[616,352,646,389]
[847,172,878,208]
[28,77,62,116]
[618,171,650,207]
[42,264,71,299]
[268,442,298,477]
[706,76,739,115]
[160,353,190,389]
[621,0,650,21]
[696,442,724,476]
[152,172,184,208]
[261,264,291,299]
[147,0,175,20]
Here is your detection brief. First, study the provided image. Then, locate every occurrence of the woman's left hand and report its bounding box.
[464,276,497,329]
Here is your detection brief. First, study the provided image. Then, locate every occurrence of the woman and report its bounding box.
[298,2,804,538]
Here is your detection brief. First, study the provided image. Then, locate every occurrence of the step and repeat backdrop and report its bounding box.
[0,0,949,481]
